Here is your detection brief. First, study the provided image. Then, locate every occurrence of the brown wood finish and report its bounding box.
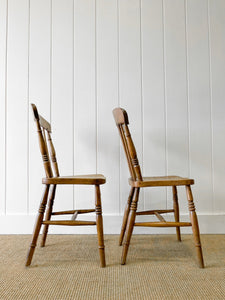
[42,220,97,226]
[186,185,204,268]
[26,185,50,266]
[154,212,166,222]
[42,175,105,185]
[95,185,106,267]
[121,187,140,265]
[173,186,181,242]
[119,187,135,246]
[52,209,96,215]
[26,104,106,267]
[136,209,174,215]
[134,221,192,227]
[113,107,204,268]
[41,184,56,247]
[129,176,194,187]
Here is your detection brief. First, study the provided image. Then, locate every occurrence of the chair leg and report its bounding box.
[119,187,135,246]
[26,185,50,266]
[121,188,139,265]
[95,185,106,268]
[41,185,57,247]
[172,186,181,241]
[186,185,204,268]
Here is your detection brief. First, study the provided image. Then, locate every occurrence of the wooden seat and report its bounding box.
[42,175,106,185]
[26,104,106,267]
[113,107,204,268]
[129,176,194,187]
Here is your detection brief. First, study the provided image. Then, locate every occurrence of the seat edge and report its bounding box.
[42,175,106,185]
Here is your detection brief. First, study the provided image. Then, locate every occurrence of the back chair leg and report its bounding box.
[95,185,106,268]
[119,187,135,246]
[121,188,139,265]
[26,185,50,266]
[186,185,204,268]
[172,186,181,241]
[41,185,56,247]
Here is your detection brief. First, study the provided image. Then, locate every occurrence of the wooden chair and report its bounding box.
[26,104,106,267]
[113,107,204,268]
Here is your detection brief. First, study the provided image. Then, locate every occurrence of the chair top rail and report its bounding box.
[113,107,129,126]
[31,103,51,132]
[113,107,143,181]
[31,103,56,177]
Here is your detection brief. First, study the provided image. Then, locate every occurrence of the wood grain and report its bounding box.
[42,175,106,185]
[27,104,106,267]
[113,107,204,267]
[129,176,194,187]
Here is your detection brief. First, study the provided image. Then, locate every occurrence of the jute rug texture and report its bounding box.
[0,234,224,299]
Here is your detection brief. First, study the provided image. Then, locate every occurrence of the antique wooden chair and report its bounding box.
[26,104,106,267]
[113,107,204,268]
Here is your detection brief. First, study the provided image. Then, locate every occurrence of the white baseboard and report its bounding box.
[0,213,224,234]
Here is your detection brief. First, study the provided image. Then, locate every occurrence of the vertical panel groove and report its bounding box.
[27,0,30,214]
[95,0,97,173]
[186,0,213,213]
[4,0,8,215]
[184,0,191,178]
[73,0,78,206]
[139,0,144,208]
[117,0,121,214]
[162,0,168,208]
[72,0,75,210]
[50,0,52,124]
[207,0,215,213]
[117,0,120,108]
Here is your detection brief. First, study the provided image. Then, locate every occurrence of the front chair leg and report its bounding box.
[121,187,139,265]
[26,185,50,266]
[95,185,106,268]
[172,186,181,241]
[41,185,57,247]
[119,187,135,246]
[186,185,204,268]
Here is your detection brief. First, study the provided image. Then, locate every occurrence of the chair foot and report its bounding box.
[40,231,48,247]
[196,244,204,268]
[95,185,106,268]
[26,243,36,266]
[186,185,204,268]
[119,187,135,247]
[25,185,49,266]
[176,227,181,242]
[99,246,106,268]
[121,188,139,265]
[121,243,129,265]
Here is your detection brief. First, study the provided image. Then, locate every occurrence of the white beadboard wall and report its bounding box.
[0,0,225,234]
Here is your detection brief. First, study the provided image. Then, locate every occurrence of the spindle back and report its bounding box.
[113,108,142,181]
[31,103,59,178]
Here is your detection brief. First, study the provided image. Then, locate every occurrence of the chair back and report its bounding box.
[31,104,59,178]
[113,108,142,181]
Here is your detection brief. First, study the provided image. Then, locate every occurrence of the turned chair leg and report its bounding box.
[121,188,139,265]
[26,185,50,266]
[41,185,56,247]
[95,185,106,268]
[186,185,204,268]
[119,187,135,246]
[172,186,181,241]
